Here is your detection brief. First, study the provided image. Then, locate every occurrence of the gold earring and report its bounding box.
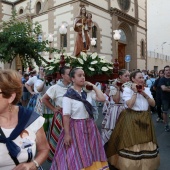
[8,104,12,113]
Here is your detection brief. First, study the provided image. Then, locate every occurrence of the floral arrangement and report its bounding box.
[45,52,113,77]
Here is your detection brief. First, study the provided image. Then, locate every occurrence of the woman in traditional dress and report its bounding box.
[0,69,49,170]
[106,70,160,170]
[42,66,71,162]
[50,68,109,170]
[101,69,130,145]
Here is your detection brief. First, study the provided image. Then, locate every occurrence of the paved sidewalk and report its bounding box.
[152,113,170,170]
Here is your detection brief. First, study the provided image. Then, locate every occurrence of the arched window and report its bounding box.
[92,25,97,47]
[36,2,41,14]
[117,0,131,11]
[141,40,145,58]
[119,29,127,43]
[60,34,67,49]
[19,9,23,14]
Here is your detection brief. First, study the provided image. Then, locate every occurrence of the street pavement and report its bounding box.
[42,107,170,170]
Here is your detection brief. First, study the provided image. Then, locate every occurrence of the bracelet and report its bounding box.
[133,92,137,95]
[32,160,39,168]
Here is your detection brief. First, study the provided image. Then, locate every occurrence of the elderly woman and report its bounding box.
[106,70,160,170]
[0,69,49,170]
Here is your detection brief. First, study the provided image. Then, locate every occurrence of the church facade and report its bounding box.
[0,0,147,71]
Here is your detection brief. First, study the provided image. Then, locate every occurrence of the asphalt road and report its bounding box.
[42,107,170,170]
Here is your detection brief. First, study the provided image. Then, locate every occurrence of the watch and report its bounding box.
[32,160,39,168]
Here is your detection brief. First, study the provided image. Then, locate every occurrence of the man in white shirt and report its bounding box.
[25,67,44,95]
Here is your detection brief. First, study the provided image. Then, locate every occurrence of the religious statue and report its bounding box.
[73,6,94,56]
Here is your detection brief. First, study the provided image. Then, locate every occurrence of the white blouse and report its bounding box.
[26,76,38,93]
[123,87,153,111]
[0,116,44,170]
[62,90,96,119]
[109,86,124,104]
[35,79,52,96]
[46,84,68,108]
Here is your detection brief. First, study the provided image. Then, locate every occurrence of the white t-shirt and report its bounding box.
[46,84,68,108]
[0,116,44,170]
[123,87,153,111]
[62,90,96,119]
[26,76,38,93]
[35,79,52,96]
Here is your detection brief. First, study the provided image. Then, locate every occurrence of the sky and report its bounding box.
[147,0,170,55]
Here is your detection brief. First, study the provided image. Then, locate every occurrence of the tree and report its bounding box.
[0,10,60,68]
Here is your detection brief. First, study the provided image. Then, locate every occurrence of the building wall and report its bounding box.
[0,0,147,71]
[147,51,170,71]
[0,2,12,22]
[136,0,147,70]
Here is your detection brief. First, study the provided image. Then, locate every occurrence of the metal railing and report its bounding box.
[147,51,170,61]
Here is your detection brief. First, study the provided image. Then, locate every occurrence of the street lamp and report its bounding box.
[90,38,97,53]
[113,30,121,59]
[113,29,121,77]
[59,24,67,68]
[48,34,54,60]
[161,41,167,55]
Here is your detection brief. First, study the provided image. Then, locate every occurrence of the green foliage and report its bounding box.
[0,10,60,68]
[45,52,113,77]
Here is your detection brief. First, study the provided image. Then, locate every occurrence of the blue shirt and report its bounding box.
[146,78,155,88]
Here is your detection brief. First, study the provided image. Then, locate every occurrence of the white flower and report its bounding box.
[76,66,83,69]
[108,66,113,69]
[99,56,105,59]
[100,59,106,63]
[78,58,84,64]
[91,52,98,59]
[80,52,87,61]
[101,67,108,71]
[54,54,60,60]
[70,55,77,59]
[48,66,54,70]
[65,63,70,67]
[89,67,95,71]
[91,60,98,64]
[82,55,87,61]
[54,59,60,64]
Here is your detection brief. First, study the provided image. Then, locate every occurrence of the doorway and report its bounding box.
[118,43,126,69]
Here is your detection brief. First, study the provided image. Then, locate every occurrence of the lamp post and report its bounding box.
[59,24,67,68]
[48,34,54,60]
[113,30,121,58]
[90,38,97,53]
[113,29,121,77]
[161,41,167,55]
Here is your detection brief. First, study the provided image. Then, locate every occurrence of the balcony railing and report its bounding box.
[147,51,170,61]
